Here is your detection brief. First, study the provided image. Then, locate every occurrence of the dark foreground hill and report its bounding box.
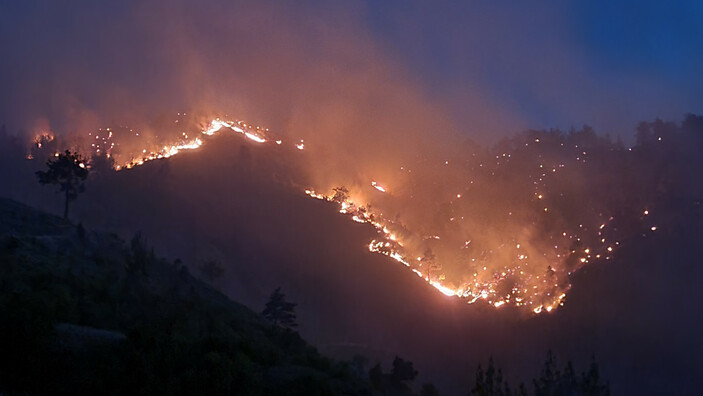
[0,197,371,395]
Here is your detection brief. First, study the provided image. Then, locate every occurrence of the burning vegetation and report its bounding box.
[19,111,689,315]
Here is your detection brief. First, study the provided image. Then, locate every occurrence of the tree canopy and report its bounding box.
[262,287,298,329]
[35,150,89,219]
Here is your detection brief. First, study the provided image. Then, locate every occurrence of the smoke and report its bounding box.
[0,1,454,135]
[2,2,702,392]
[1,0,481,174]
[0,0,656,312]
[3,1,701,140]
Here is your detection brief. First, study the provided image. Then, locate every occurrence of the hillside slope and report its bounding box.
[4,119,703,394]
[0,197,371,395]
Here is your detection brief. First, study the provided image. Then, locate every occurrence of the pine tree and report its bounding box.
[391,356,418,383]
[262,287,297,329]
[472,358,510,396]
[36,150,89,219]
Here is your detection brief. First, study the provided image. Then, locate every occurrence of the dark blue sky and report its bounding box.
[360,1,703,136]
[1,0,701,141]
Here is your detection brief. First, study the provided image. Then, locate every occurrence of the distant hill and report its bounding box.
[0,197,372,395]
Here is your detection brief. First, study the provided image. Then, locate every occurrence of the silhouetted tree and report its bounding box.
[391,356,418,383]
[367,358,418,395]
[533,350,611,396]
[560,361,578,394]
[580,355,609,396]
[35,150,89,219]
[473,352,610,396]
[533,350,558,396]
[472,358,511,396]
[262,287,297,329]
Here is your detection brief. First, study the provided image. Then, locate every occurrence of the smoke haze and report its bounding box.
[2,1,703,394]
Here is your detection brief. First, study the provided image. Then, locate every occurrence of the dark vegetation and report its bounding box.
[0,198,371,395]
[35,150,88,220]
[470,352,609,396]
[368,356,420,395]
[263,287,299,329]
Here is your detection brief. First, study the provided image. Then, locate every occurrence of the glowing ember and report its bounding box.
[244,132,266,143]
[75,113,655,315]
[371,181,387,193]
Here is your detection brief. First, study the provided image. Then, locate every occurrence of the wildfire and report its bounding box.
[309,186,596,312]
[108,117,297,170]
[62,112,653,315]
